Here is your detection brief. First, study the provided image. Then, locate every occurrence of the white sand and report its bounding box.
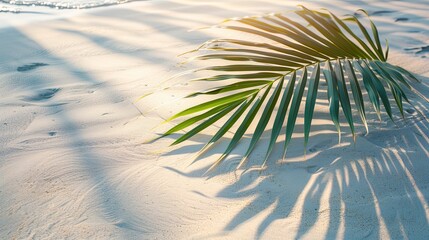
[1,0,429,239]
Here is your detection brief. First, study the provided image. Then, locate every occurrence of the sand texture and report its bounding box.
[1,0,429,239]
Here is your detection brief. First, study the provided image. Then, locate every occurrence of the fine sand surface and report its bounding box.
[1,0,429,239]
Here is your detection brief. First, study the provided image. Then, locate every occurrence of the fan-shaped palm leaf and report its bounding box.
[152,6,421,172]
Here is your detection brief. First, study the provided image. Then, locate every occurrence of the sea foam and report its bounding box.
[1,0,139,9]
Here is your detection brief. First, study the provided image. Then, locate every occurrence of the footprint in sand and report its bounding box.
[405,108,417,115]
[395,17,409,22]
[370,10,396,16]
[405,45,429,55]
[17,63,49,72]
[416,46,429,54]
[23,88,61,102]
[308,139,332,153]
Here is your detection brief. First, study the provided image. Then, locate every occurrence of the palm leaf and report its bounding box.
[151,6,421,172]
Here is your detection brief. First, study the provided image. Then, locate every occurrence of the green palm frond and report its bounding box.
[153,6,421,172]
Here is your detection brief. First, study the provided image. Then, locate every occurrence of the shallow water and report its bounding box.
[0,0,142,9]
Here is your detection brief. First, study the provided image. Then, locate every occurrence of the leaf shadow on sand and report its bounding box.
[164,109,429,239]
[77,2,429,239]
[159,2,429,238]
[161,67,429,239]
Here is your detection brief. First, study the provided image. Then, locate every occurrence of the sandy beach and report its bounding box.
[1,0,429,239]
